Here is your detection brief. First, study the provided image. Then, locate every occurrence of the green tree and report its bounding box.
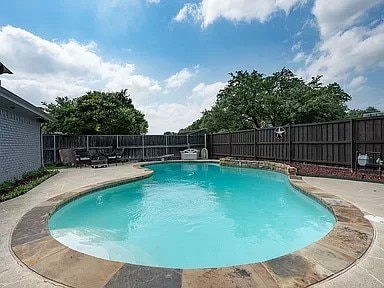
[179,118,203,133]
[163,131,177,135]
[182,68,352,132]
[346,106,381,119]
[43,89,148,135]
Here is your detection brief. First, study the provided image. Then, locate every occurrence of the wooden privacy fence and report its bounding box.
[207,116,384,168]
[43,134,205,164]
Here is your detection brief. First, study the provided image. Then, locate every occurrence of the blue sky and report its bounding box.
[1,0,383,133]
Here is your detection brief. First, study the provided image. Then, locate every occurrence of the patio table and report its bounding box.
[91,158,108,168]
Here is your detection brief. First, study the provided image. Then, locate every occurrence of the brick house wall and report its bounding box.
[0,107,42,183]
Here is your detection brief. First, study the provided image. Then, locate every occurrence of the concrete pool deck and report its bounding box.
[0,163,383,287]
[304,177,384,288]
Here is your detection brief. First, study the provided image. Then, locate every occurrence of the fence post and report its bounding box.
[209,133,213,159]
[86,135,89,151]
[53,134,57,163]
[165,135,168,155]
[288,125,292,163]
[142,134,145,160]
[350,119,354,171]
[253,129,257,160]
[116,135,119,148]
[229,132,232,157]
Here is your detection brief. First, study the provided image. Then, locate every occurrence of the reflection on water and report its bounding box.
[49,162,335,269]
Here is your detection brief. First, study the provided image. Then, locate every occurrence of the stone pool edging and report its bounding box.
[10,160,374,288]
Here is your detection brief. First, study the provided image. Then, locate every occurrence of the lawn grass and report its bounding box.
[0,168,59,202]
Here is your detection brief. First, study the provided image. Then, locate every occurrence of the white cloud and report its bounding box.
[174,3,202,23]
[292,0,384,111]
[291,40,302,51]
[299,19,384,84]
[146,0,160,3]
[142,81,225,133]
[165,67,198,89]
[312,0,382,38]
[2,78,89,105]
[0,25,223,134]
[190,81,226,108]
[0,25,161,105]
[292,52,306,63]
[296,1,384,92]
[141,103,203,133]
[174,0,306,27]
[106,74,161,94]
[349,75,367,90]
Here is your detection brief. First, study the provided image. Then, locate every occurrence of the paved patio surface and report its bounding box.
[304,177,384,288]
[0,166,383,287]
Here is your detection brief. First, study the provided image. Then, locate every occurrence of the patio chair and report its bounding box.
[59,149,77,166]
[90,154,108,168]
[75,150,91,167]
[86,149,108,168]
[107,148,125,166]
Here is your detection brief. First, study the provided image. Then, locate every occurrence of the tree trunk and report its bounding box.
[251,116,260,128]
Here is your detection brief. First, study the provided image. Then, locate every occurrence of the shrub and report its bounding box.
[0,168,58,202]
[0,180,14,195]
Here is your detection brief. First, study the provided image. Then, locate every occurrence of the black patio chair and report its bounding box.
[75,150,91,167]
[107,148,125,166]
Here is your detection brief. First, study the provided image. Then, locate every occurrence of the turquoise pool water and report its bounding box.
[49,162,335,269]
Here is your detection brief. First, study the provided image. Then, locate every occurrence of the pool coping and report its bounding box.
[10,160,374,288]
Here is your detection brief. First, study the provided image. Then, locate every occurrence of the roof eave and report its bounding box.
[0,86,54,122]
[0,62,13,75]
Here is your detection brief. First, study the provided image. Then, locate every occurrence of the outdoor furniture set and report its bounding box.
[74,148,201,168]
[75,148,126,168]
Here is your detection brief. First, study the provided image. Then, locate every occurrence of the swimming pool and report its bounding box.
[49,162,335,269]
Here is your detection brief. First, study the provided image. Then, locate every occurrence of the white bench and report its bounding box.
[180,149,199,160]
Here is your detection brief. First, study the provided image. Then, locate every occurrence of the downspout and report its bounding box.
[40,122,46,167]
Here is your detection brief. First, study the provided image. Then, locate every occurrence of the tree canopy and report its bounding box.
[346,106,381,119]
[43,90,148,135]
[182,68,355,132]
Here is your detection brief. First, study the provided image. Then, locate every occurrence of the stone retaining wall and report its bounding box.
[220,158,297,176]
